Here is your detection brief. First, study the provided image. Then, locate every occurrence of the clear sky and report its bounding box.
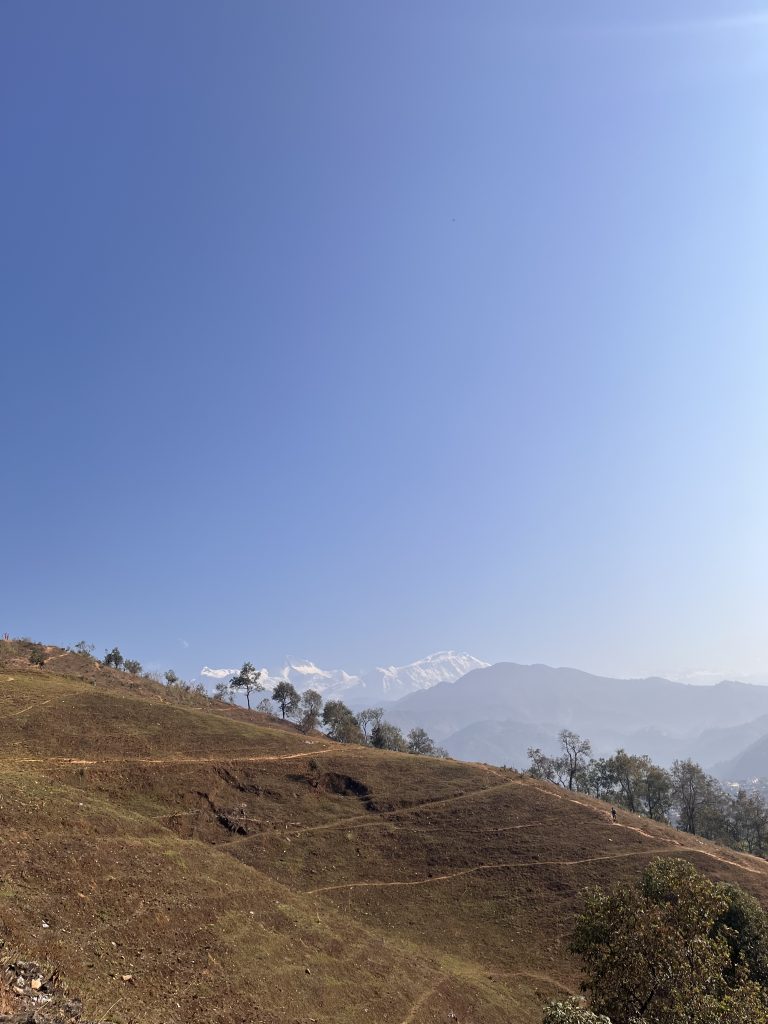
[2,2,768,684]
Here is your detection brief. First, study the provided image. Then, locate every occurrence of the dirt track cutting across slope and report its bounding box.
[0,747,335,768]
[303,847,678,894]
[304,841,766,895]
[5,698,54,718]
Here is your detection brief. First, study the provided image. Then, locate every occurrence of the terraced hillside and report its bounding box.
[2,651,768,1023]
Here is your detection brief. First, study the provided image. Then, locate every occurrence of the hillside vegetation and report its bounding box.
[3,645,768,1022]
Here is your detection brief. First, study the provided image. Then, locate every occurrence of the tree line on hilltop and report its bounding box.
[528,730,768,858]
[216,661,447,756]
[59,643,446,758]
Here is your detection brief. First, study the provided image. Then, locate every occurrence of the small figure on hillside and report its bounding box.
[611,806,617,823]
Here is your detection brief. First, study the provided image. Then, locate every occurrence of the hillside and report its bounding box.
[3,647,768,1022]
[385,663,768,768]
[716,729,768,783]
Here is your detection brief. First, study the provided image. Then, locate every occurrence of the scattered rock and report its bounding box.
[0,956,96,1023]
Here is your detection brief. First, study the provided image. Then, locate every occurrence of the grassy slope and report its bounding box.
[2,657,768,1023]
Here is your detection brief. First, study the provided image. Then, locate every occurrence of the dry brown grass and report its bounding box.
[0,987,15,1015]
[2,657,768,1023]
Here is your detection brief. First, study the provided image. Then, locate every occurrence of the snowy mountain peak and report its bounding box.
[279,658,360,695]
[203,651,489,705]
[373,651,489,686]
[283,658,327,676]
[277,651,490,704]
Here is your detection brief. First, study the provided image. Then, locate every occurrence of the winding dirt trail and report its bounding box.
[396,964,576,1022]
[304,839,767,896]
[4,701,764,886]
[0,746,336,768]
[303,847,679,895]
[398,979,446,1024]
[5,698,53,719]
[498,968,576,992]
[222,777,524,847]
[282,815,556,843]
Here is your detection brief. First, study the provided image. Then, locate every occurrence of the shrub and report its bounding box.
[29,648,46,668]
[542,999,611,1024]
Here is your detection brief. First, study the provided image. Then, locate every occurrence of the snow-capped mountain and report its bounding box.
[359,651,490,701]
[201,659,357,695]
[278,658,360,697]
[202,651,488,706]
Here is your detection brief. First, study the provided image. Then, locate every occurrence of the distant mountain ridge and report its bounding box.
[278,651,490,704]
[200,656,768,778]
[202,651,489,705]
[381,662,768,773]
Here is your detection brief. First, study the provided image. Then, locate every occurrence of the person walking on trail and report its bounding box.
[611,806,617,823]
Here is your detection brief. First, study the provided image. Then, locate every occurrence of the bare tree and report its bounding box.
[559,730,592,791]
[213,679,231,702]
[356,707,384,741]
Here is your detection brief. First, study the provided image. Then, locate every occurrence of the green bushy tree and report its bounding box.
[323,700,363,743]
[299,689,323,734]
[671,759,730,839]
[542,999,611,1023]
[371,720,406,752]
[271,680,301,720]
[229,662,264,710]
[103,647,124,671]
[572,857,768,1024]
[407,727,438,755]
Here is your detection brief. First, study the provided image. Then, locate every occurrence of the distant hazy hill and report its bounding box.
[714,722,768,781]
[439,718,557,768]
[384,663,768,769]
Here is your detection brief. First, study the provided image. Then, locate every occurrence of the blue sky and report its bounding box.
[2,2,768,683]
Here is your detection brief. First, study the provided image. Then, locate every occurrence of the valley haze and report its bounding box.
[205,653,768,781]
[201,650,489,703]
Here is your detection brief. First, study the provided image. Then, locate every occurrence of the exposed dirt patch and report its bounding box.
[213,766,265,794]
[316,772,372,801]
